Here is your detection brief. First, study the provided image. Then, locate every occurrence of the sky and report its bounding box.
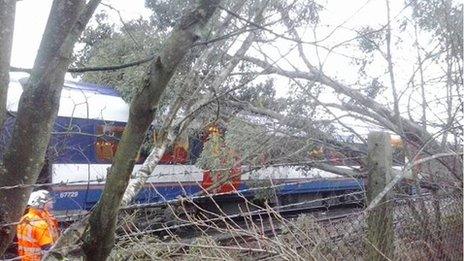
[11,0,150,70]
[10,0,404,69]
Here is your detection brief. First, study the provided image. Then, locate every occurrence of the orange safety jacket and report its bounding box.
[17,208,60,261]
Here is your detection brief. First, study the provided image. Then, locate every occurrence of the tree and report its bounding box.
[80,0,221,259]
[0,0,16,130]
[48,1,275,258]
[0,0,101,254]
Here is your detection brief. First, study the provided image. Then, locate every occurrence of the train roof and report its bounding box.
[8,79,130,122]
[64,81,121,97]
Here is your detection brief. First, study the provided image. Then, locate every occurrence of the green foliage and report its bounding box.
[73,0,213,102]
[195,117,300,171]
[408,0,463,58]
[285,81,327,122]
[357,26,383,53]
[247,178,276,202]
[186,236,240,260]
[271,0,322,26]
[196,134,235,171]
[110,234,182,259]
[79,12,114,49]
[354,26,384,78]
[223,118,270,165]
[73,0,230,104]
[145,0,195,30]
[364,78,384,99]
[74,16,163,101]
[234,79,285,110]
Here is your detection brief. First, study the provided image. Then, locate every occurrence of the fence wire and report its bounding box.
[100,187,462,261]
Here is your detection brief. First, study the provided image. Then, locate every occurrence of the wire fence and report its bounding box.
[102,187,461,260]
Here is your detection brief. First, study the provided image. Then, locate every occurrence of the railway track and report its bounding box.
[117,196,363,242]
[211,205,363,244]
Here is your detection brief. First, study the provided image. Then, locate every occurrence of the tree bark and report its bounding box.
[0,0,16,130]
[0,0,100,254]
[121,136,170,206]
[81,1,220,259]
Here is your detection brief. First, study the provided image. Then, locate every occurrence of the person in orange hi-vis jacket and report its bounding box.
[17,190,60,261]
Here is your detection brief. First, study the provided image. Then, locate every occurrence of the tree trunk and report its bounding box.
[121,140,169,206]
[81,1,220,259]
[0,0,16,130]
[0,0,100,254]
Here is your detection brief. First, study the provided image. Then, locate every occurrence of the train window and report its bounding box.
[95,125,124,162]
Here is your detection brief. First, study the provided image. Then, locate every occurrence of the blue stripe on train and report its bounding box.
[52,179,364,211]
[53,184,202,211]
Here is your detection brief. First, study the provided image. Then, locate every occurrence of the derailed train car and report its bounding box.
[1,79,364,215]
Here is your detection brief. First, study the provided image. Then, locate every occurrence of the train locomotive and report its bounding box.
[1,79,364,216]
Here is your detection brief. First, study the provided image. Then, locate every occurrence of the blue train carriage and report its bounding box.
[3,79,132,215]
[2,79,364,217]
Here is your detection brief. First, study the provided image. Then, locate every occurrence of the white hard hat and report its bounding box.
[28,190,52,208]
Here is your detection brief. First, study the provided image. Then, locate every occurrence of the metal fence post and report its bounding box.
[366,131,394,260]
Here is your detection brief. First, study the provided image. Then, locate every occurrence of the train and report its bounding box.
[1,77,365,216]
